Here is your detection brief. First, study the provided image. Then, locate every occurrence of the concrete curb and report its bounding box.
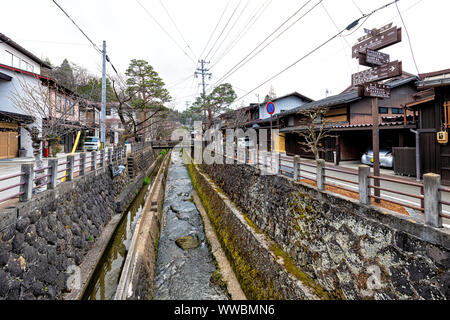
[192,190,247,300]
[114,151,171,300]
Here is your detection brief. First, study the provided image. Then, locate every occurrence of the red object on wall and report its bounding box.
[44,147,49,158]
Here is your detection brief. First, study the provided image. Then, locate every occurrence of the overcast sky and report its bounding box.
[2,0,449,111]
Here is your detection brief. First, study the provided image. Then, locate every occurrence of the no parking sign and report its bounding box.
[266,102,275,115]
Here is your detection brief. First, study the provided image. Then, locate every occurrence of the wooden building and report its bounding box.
[278,75,420,162]
[405,69,450,184]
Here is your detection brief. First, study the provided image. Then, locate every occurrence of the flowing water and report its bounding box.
[83,169,158,300]
[153,150,229,300]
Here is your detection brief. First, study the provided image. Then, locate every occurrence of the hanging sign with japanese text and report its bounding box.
[352,61,402,86]
[363,82,391,98]
[352,26,402,58]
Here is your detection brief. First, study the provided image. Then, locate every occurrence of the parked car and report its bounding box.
[361,149,394,168]
[84,136,100,151]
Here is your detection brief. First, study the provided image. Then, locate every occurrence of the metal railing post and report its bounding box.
[67,155,74,181]
[423,173,442,228]
[294,156,300,181]
[91,151,97,171]
[20,162,34,202]
[80,153,86,176]
[48,158,58,190]
[316,159,325,191]
[358,165,371,205]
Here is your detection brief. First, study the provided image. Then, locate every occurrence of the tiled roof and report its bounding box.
[279,76,419,117]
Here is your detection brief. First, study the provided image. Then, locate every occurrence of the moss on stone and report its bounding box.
[269,242,334,300]
[243,214,264,235]
[187,162,282,300]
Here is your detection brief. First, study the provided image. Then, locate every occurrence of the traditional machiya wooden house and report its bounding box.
[278,74,420,163]
[404,69,450,184]
[243,92,313,152]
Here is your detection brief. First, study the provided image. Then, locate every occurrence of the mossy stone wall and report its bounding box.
[194,162,450,300]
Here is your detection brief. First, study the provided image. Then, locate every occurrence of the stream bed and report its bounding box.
[153,150,229,300]
[82,165,160,300]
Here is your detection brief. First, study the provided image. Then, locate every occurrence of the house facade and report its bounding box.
[244,92,313,152]
[404,69,450,184]
[0,33,51,158]
[278,75,419,163]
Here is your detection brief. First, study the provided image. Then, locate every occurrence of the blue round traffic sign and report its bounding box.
[266,102,275,115]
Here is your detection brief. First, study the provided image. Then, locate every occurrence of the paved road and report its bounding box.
[276,156,449,228]
[0,153,83,209]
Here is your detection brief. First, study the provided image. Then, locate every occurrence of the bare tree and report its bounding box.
[111,79,169,145]
[8,76,84,172]
[297,106,333,161]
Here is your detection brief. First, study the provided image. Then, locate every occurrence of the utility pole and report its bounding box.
[101,40,106,149]
[195,60,211,128]
[372,97,381,203]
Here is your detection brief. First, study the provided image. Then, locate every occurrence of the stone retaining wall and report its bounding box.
[0,148,156,300]
[193,161,450,300]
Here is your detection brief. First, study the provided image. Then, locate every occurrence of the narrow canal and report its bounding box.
[153,150,229,300]
[82,161,160,300]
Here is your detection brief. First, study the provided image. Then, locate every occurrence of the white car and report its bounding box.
[361,149,394,168]
[84,136,100,151]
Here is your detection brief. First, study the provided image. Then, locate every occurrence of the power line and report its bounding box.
[351,0,365,15]
[199,0,231,60]
[135,0,196,64]
[208,0,252,62]
[204,0,242,61]
[211,0,272,69]
[233,0,400,104]
[212,0,320,88]
[321,2,351,48]
[321,2,352,74]
[395,0,420,74]
[158,0,197,59]
[51,0,102,53]
[51,0,128,91]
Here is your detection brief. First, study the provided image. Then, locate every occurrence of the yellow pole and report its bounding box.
[62,131,81,183]
[71,131,82,155]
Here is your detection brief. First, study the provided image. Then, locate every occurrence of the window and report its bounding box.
[69,101,75,116]
[12,55,20,69]
[392,108,404,114]
[4,51,13,66]
[56,95,61,112]
[288,116,294,127]
[24,61,34,73]
[379,107,388,114]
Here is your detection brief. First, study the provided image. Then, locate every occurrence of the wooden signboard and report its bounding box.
[363,82,391,99]
[352,26,402,58]
[352,61,402,86]
[358,49,390,67]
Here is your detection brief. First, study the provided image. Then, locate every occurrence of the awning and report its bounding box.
[0,72,12,81]
[405,96,435,108]
[0,110,34,123]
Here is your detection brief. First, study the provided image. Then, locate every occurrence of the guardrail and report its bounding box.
[199,146,446,229]
[0,145,131,206]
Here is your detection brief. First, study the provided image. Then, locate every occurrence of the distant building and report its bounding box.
[0,33,51,158]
